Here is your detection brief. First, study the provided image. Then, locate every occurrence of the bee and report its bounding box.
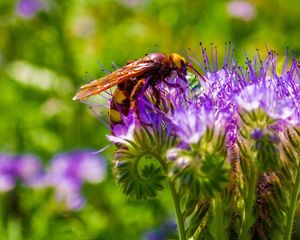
[73,53,206,125]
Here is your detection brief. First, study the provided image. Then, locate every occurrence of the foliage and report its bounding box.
[1,0,300,239]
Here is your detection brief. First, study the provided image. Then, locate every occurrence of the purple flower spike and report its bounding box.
[107,121,136,145]
[16,155,43,185]
[85,45,300,155]
[236,84,295,120]
[16,0,45,18]
[143,219,177,240]
[49,151,106,184]
[235,84,263,111]
[260,88,295,120]
[0,154,16,192]
[78,154,106,183]
[55,178,85,210]
[287,111,300,126]
[0,173,15,192]
[47,150,106,210]
[227,1,256,21]
[0,153,43,191]
[169,104,209,144]
[251,128,264,140]
[0,154,18,178]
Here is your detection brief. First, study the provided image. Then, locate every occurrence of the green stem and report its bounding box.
[154,153,186,240]
[212,194,224,240]
[239,166,257,240]
[283,164,300,240]
[169,182,186,240]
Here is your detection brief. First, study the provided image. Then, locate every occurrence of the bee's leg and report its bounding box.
[162,76,190,103]
[162,78,187,94]
[162,79,181,88]
[129,78,157,126]
[151,86,161,108]
[129,78,147,112]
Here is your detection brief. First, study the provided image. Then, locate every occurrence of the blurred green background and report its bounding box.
[0,0,300,239]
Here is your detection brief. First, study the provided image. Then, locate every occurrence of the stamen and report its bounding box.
[282,47,289,74]
[91,143,114,154]
[89,106,110,129]
[187,48,203,68]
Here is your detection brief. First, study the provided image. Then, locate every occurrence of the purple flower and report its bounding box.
[251,128,264,140]
[260,87,295,120]
[107,120,136,145]
[76,45,300,240]
[235,84,263,111]
[90,44,300,153]
[107,94,173,145]
[17,155,42,182]
[143,230,165,240]
[0,154,16,192]
[142,219,177,240]
[168,104,210,144]
[16,0,45,18]
[54,178,85,210]
[0,153,43,191]
[188,46,300,146]
[227,0,256,21]
[46,150,106,210]
[235,83,295,120]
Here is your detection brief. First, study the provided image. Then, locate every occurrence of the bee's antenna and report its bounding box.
[187,63,207,82]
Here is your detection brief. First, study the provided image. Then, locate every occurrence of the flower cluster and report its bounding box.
[0,153,42,192]
[16,0,45,19]
[0,150,106,210]
[46,151,106,210]
[88,44,300,239]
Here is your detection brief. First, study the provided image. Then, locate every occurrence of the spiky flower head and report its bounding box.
[79,44,300,239]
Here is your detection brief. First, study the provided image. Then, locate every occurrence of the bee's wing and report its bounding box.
[73,58,159,100]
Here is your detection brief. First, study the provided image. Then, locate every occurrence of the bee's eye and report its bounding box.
[170,53,187,69]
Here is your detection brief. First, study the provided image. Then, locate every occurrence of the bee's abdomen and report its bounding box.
[109,88,130,124]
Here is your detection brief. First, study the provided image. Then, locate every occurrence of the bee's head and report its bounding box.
[170,53,207,82]
[169,53,187,70]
